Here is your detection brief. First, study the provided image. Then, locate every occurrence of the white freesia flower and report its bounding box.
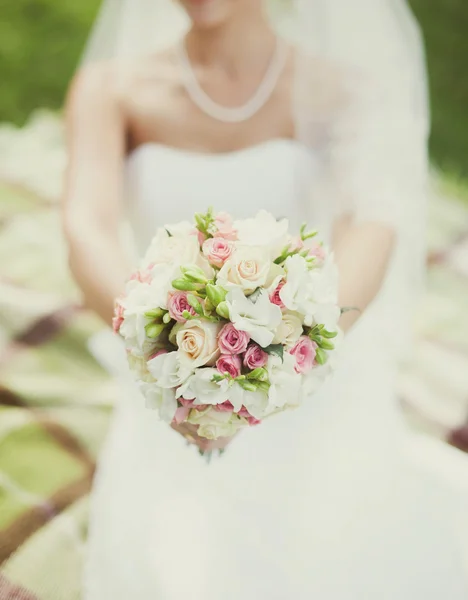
[177,368,230,407]
[268,353,301,410]
[176,320,221,368]
[187,408,244,440]
[234,210,289,258]
[230,385,270,419]
[227,288,282,348]
[139,382,178,423]
[147,351,192,388]
[279,254,315,316]
[272,312,303,346]
[217,246,283,295]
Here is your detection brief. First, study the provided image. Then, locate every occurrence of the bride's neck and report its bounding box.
[185,9,274,75]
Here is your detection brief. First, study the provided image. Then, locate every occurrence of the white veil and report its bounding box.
[81,0,430,354]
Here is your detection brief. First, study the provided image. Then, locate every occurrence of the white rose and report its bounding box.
[140,382,178,423]
[227,288,282,348]
[272,312,303,346]
[175,320,221,368]
[144,229,200,267]
[177,368,229,407]
[217,246,282,295]
[234,210,290,259]
[187,407,244,440]
[147,351,192,388]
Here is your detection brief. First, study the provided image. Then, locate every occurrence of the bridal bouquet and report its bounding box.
[113,209,341,440]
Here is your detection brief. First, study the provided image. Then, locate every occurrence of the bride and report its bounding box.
[63,0,467,597]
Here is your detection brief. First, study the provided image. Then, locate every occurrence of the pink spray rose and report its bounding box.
[112,300,124,334]
[243,343,268,370]
[290,336,317,374]
[167,291,197,323]
[247,416,262,426]
[213,212,237,241]
[148,349,167,361]
[130,267,153,284]
[214,401,235,413]
[179,397,208,411]
[269,281,286,309]
[216,354,242,378]
[288,236,304,253]
[307,242,326,262]
[202,238,234,268]
[218,323,250,354]
[173,405,191,425]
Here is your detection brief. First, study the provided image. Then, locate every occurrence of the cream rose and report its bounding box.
[217,246,282,295]
[175,320,221,368]
[272,312,303,346]
[187,407,244,440]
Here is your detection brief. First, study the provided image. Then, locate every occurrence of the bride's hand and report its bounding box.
[171,422,234,454]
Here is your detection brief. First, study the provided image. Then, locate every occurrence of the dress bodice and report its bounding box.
[125,140,316,256]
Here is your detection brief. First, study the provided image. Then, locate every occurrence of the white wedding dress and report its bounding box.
[84,140,467,599]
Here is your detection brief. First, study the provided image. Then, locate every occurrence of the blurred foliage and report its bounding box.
[0,0,467,174]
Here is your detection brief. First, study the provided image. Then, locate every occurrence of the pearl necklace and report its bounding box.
[177,37,288,123]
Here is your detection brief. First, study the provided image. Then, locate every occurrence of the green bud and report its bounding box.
[144,307,166,320]
[216,301,230,320]
[162,312,172,324]
[186,294,204,315]
[172,278,200,291]
[256,381,271,394]
[180,265,207,284]
[247,368,269,382]
[238,380,257,392]
[204,298,214,313]
[182,310,194,320]
[321,329,338,339]
[319,339,335,351]
[145,322,165,339]
[315,348,328,365]
[205,283,227,307]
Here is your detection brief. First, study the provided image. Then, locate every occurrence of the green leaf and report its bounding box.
[264,344,284,362]
[341,306,361,315]
[165,228,173,237]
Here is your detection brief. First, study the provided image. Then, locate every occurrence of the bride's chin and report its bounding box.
[182,0,231,28]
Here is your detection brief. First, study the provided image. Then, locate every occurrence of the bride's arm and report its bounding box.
[62,67,130,324]
[333,218,395,332]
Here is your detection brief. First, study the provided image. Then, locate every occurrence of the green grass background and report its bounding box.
[0,0,467,175]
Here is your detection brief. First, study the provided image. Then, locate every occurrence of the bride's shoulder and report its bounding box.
[67,48,180,108]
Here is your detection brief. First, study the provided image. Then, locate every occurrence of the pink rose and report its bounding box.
[202,238,234,268]
[216,354,242,378]
[247,416,262,426]
[243,343,268,370]
[269,281,286,309]
[290,336,317,374]
[214,401,235,413]
[112,300,124,334]
[167,291,197,323]
[218,323,250,354]
[213,212,237,241]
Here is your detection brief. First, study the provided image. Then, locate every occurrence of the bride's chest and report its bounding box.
[124,142,315,252]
